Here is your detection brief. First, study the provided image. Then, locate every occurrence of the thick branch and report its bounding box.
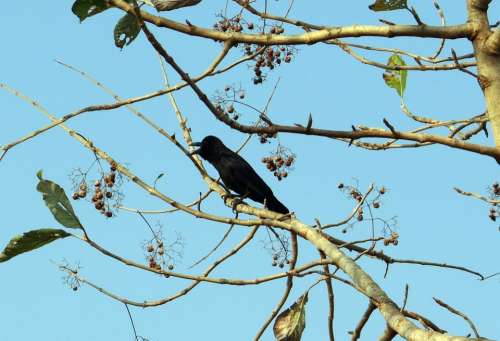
[109,0,473,45]
[467,0,500,148]
[484,29,500,54]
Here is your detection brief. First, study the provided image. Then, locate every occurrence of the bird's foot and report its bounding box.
[231,196,245,213]
[222,193,246,213]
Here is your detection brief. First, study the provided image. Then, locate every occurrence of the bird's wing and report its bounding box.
[218,150,272,202]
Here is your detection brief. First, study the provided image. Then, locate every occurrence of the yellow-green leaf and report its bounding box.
[0,229,71,263]
[36,171,82,229]
[273,293,308,341]
[369,0,407,11]
[383,54,407,97]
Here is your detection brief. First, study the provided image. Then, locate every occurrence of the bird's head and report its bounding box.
[190,135,225,162]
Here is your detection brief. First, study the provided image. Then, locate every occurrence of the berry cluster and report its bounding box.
[338,183,367,221]
[213,14,247,33]
[261,147,295,181]
[61,262,82,292]
[337,182,393,233]
[70,161,123,218]
[245,45,295,85]
[488,182,499,222]
[146,239,174,272]
[383,231,399,246]
[257,131,277,144]
[213,85,246,121]
[262,230,290,268]
[271,253,290,268]
[143,229,184,274]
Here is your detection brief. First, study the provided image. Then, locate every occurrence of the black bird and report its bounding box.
[191,136,289,214]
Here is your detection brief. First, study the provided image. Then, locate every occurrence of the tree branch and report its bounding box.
[109,0,473,45]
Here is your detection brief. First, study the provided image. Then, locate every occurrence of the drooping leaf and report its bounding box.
[0,229,71,263]
[369,0,407,11]
[152,0,202,12]
[383,54,407,97]
[273,293,308,341]
[114,13,141,49]
[36,171,82,229]
[71,0,110,22]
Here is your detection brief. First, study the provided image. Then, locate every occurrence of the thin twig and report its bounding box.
[124,304,140,341]
[351,301,377,341]
[433,297,481,338]
[319,250,335,341]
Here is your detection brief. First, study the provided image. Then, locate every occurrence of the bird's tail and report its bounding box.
[266,194,289,214]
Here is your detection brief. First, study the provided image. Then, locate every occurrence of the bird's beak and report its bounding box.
[189,142,202,155]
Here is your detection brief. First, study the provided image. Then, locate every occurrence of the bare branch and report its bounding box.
[378,325,397,341]
[350,301,377,341]
[319,250,335,341]
[109,0,473,44]
[454,187,500,204]
[433,297,481,338]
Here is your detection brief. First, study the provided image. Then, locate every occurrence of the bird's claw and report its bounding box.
[230,196,244,213]
[222,193,245,213]
[222,193,235,203]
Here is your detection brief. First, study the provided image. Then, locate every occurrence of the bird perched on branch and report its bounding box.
[190,136,289,214]
[151,0,201,11]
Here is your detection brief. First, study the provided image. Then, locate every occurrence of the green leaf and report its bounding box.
[36,171,82,229]
[273,293,308,341]
[71,0,110,22]
[383,54,407,97]
[369,0,407,11]
[114,13,141,49]
[0,229,71,263]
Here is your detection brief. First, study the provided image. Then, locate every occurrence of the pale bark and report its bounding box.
[109,0,473,45]
[468,0,500,148]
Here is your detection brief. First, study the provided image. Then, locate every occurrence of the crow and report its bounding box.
[190,136,289,214]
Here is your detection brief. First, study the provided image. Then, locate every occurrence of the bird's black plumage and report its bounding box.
[191,136,289,214]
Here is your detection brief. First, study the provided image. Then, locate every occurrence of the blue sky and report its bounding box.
[1,1,499,340]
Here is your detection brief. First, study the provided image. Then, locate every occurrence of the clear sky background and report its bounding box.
[1,1,499,340]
